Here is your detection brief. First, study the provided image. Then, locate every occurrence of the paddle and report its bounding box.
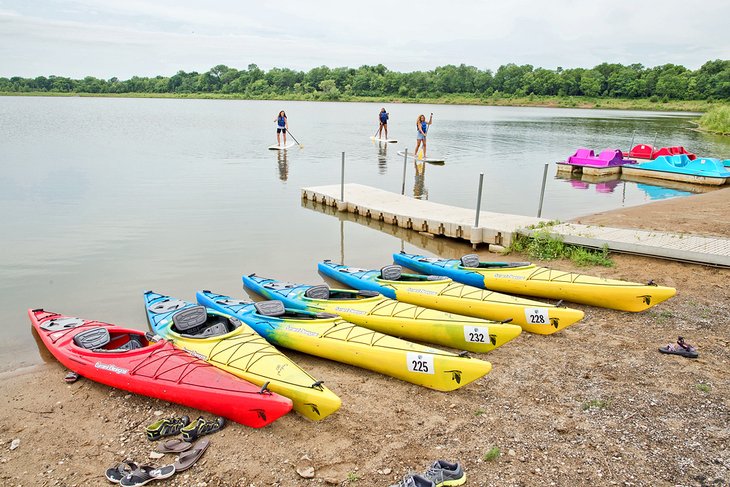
[286,130,304,148]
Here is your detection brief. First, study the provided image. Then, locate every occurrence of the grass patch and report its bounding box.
[507,229,614,267]
[696,383,711,393]
[582,399,609,410]
[698,105,730,135]
[483,447,500,461]
[346,471,361,482]
[474,408,487,416]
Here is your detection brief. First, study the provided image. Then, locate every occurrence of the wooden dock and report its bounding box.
[302,183,730,267]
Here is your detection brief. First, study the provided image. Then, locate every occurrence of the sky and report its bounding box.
[0,0,728,79]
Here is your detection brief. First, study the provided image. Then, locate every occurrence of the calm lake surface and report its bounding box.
[1,96,728,372]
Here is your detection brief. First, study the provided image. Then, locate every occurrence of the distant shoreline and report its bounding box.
[0,91,717,113]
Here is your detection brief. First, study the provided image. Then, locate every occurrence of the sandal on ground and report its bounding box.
[145,415,190,441]
[119,465,175,487]
[173,438,210,472]
[105,461,138,483]
[659,336,698,358]
[181,416,225,442]
[156,438,192,453]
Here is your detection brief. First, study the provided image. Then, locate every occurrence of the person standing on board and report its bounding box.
[377,108,389,139]
[414,113,432,159]
[275,110,288,146]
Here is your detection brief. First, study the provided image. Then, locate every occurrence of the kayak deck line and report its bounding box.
[301,183,730,268]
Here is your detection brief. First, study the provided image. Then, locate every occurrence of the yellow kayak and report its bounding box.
[144,291,341,421]
[394,252,677,312]
[244,274,522,353]
[199,290,493,392]
[318,261,585,335]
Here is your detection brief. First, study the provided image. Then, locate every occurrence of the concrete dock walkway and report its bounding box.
[302,183,730,267]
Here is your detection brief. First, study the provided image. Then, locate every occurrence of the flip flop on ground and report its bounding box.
[173,438,210,472]
[119,465,175,487]
[105,461,138,483]
[156,438,192,453]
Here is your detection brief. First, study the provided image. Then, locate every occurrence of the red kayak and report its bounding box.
[29,309,292,428]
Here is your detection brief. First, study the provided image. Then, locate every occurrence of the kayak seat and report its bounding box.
[254,300,286,317]
[172,306,208,331]
[198,322,229,338]
[73,327,111,350]
[304,285,331,300]
[380,265,402,281]
[263,281,297,290]
[460,254,481,268]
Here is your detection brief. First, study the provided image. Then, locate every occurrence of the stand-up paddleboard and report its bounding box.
[268,141,297,150]
[370,136,398,143]
[397,150,445,164]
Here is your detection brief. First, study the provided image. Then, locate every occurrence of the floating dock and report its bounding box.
[302,183,730,267]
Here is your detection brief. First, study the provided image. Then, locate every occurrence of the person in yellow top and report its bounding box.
[414,113,432,158]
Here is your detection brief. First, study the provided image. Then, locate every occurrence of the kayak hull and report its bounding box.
[199,290,492,392]
[318,261,585,335]
[394,252,676,312]
[144,292,341,421]
[29,309,292,427]
[243,274,522,353]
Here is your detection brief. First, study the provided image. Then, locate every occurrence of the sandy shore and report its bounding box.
[1,191,729,487]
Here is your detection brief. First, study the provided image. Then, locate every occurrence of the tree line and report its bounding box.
[1,60,728,101]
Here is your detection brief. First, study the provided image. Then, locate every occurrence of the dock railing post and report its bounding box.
[537,163,549,218]
[401,149,408,195]
[474,172,484,228]
[340,151,345,202]
[650,132,658,158]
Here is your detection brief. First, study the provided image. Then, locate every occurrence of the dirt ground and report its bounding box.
[1,189,729,487]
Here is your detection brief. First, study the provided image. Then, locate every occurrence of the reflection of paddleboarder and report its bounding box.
[414,113,432,158]
[377,108,389,139]
[413,160,427,199]
[274,110,288,146]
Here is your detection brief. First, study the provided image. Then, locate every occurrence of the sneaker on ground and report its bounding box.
[181,416,225,441]
[145,415,191,441]
[423,460,466,487]
[389,474,435,487]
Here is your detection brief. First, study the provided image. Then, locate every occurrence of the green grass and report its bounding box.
[474,408,487,416]
[698,105,730,135]
[0,91,720,113]
[483,447,501,461]
[507,228,614,267]
[582,399,609,410]
[346,471,361,482]
[696,383,711,393]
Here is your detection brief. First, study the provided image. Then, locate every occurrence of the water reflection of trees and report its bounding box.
[276,150,288,181]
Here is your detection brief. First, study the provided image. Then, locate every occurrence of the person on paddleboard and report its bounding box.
[414,113,432,159]
[377,108,389,139]
[275,110,288,146]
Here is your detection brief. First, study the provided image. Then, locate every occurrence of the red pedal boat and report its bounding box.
[29,309,292,427]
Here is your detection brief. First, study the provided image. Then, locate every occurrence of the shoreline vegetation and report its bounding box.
[2,59,728,113]
[1,89,723,112]
[697,105,730,134]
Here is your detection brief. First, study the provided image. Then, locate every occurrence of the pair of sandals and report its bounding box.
[104,438,210,485]
[146,415,225,442]
[659,336,698,359]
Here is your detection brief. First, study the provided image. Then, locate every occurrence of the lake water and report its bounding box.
[1,96,728,372]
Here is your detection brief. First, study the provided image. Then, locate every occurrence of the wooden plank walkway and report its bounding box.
[302,183,730,267]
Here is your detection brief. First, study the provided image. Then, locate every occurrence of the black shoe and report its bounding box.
[181,417,225,441]
[145,415,190,441]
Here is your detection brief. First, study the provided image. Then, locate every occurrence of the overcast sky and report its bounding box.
[1,0,728,79]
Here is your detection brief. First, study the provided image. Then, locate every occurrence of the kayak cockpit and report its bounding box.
[458,254,531,270]
[379,264,448,283]
[254,300,338,320]
[171,305,241,338]
[303,285,379,301]
[73,327,148,352]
